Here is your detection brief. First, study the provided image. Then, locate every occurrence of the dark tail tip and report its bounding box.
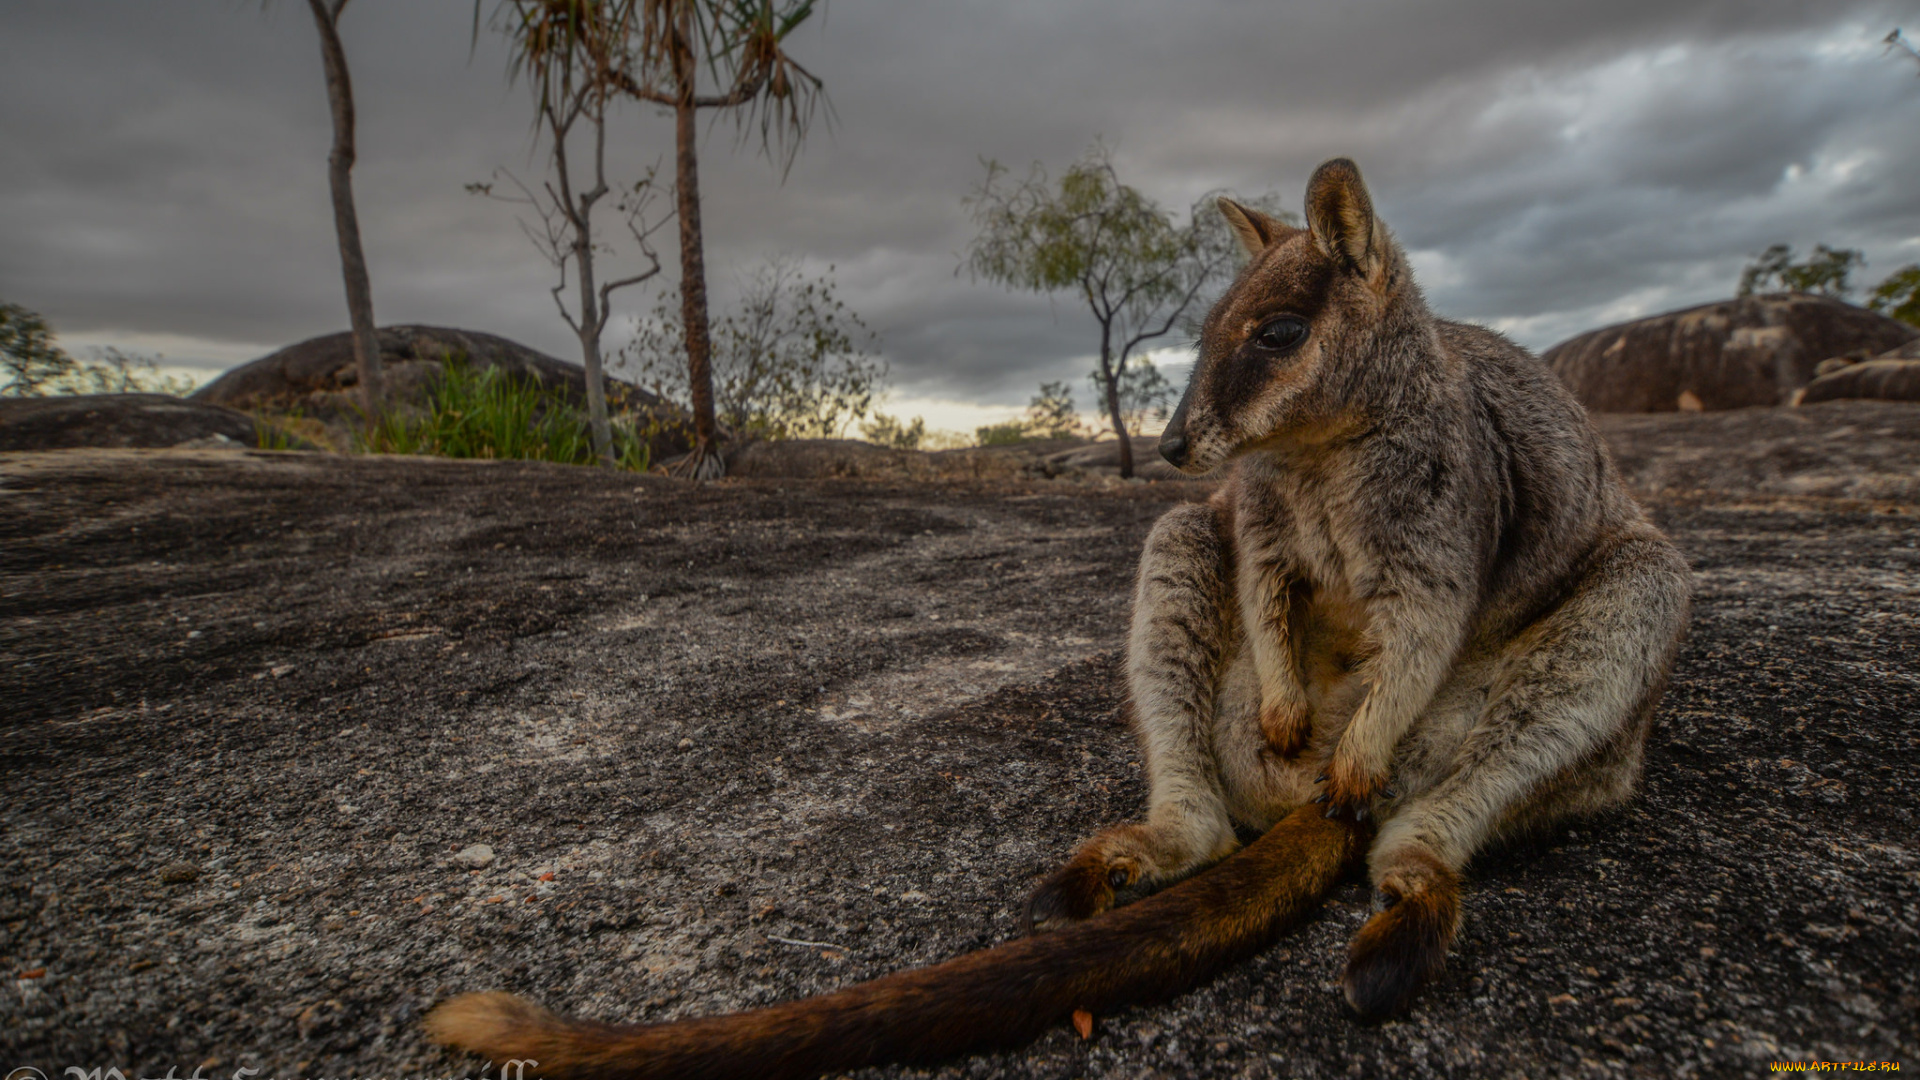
[1341,871,1460,1019]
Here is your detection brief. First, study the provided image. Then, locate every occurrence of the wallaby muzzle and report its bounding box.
[1159,390,1194,468]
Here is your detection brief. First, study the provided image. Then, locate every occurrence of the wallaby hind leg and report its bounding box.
[1345,532,1691,1017]
[1026,503,1243,931]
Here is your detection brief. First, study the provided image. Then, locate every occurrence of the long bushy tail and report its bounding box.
[425,805,1365,1080]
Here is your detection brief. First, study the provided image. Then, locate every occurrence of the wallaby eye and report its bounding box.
[1251,317,1308,353]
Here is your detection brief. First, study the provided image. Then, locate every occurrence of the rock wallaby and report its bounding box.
[424,158,1692,1078]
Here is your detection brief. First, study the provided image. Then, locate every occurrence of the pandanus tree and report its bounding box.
[613,0,829,478]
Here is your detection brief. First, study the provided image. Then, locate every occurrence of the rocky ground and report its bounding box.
[1597,400,1920,504]
[2,412,1917,1078]
[0,395,264,453]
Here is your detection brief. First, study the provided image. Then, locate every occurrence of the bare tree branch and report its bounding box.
[1887,28,1920,73]
[550,266,583,335]
[475,0,673,466]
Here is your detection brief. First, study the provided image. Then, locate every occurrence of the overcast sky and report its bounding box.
[5,0,1919,430]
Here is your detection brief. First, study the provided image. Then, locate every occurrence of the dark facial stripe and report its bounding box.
[1206,347,1285,423]
[1196,241,1339,422]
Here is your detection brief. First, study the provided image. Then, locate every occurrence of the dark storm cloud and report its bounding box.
[2,0,1916,408]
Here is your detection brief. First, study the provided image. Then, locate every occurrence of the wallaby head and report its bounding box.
[1160,157,1419,475]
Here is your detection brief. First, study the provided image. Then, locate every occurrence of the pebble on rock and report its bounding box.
[157,861,199,884]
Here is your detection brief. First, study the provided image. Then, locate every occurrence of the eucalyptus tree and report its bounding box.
[0,303,75,397]
[964,144,1283,478]
[2,303,192,397]
[1737,244,1864,300]
[1869,266,1920,326]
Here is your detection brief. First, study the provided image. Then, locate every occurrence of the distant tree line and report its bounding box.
[0,302,192,398]
[1738,244,1920,326]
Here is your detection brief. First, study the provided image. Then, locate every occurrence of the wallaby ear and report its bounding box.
[1304,158,1388,280]
[1217,197,1284,259]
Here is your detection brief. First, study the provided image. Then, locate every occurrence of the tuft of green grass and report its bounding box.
[975,421,1038,446]
[614,416,652,472]
[356,359,650,471]
[252,407,302,451]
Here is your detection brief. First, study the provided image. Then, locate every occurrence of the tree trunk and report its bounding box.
[562,102,614,467]
[1099,328,1133,479]
[671,3,724,479]
[572,236,615,466]
[306,0,383,418]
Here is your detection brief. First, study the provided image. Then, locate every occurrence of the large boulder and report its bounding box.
[193,325,667,416]
[192,325,689,458]
[0,393,260,451]
[1542,293,1916,412]
[1799,358,1920,405]
[1795,335,1920,405]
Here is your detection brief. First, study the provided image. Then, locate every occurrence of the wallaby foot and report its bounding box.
[1023,822,1236,933]
[1341,850,1460,1018]
[1023,824,1151,932]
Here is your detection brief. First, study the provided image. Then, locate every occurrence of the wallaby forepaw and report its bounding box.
[1022,848,1139,934]
[1312,755,1389,822]
[1259,699,1312,758]
[1341,862,1461,1019]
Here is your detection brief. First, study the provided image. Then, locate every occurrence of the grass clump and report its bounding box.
[357,359,650,471]
[252,405,304,451]
[974,421,1033,446]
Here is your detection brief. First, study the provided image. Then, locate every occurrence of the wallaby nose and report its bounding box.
[1159,430,1189,467]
